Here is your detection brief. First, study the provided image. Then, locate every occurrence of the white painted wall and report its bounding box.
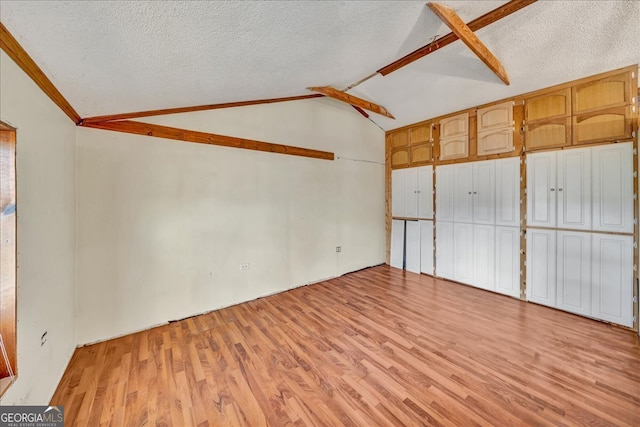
[0,51,76,404]
[75,98,385,345]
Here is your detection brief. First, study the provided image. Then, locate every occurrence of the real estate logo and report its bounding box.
[0,406,64,427]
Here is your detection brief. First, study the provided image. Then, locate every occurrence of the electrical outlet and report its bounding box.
[41,331,47,346]
[240,263,250,271]
[336,246,341,253]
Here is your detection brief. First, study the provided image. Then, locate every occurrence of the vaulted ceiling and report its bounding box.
[1,1,638,130]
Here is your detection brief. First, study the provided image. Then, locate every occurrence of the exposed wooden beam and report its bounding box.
[81,94,325,125]
[351,105,370,119]
[0,22,81,124]
[377,0,536,76]
[307,86,394,119]
[80,120,334,161]
[427,2,510,85]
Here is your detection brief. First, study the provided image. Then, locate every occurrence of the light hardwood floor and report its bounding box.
[51,265,640,426]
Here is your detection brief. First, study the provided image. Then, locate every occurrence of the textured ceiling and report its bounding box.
[0,1,638,130]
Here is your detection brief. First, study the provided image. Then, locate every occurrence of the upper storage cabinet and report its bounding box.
[389,123,433,169]
[526,88,571,122]
[525,88,572,151]
[572,71,634,114]
[438,112,469,161]
[477,101,514,155]
[389,129,409,149]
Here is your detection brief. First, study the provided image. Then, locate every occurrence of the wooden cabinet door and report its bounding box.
[591,233,633,327]
[556,230,591,317]
[573,106,634,146]
[420,220,434,275]
[389,129,409,149]
[556,147,591,230]
[495,157,520,227]
[439,112,468,138]
[525,88,571,122]
[477,128,514,156]
[405,221,421,274]
[439,136,469,161]
[417,165,433,219]
[526,117,571,151]
[453,163,473,223]
[477,101,513,133]
[472,160,495,225]
[410,143,432,165]
[409,124,431,145]
[591,141,633,233]
[435,165,455,222]
[572,71,633,114]
[439,112,469,161]
[404,168,418,218]
[390,220,405,269]
[453,222,474,285]
[473,224,495,291]
[391,148,409,169]
[435,221,454,280]
[526,151,557,228]
[495,226,520,298]
[526,228,556,308]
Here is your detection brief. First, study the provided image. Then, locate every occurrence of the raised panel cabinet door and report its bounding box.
[572,106,634,146]
[473,160,495,225]
[495,226,520,298]
[439,112,469,139]
[409,124,431,145]
[391,148,410,169]
[572,71,633,114]
[405,221,421,274]
[420,220,434,275]
[525,88,571,122]
[410,143,432,165]
[556,231,591,317]
[495,157,520,227]
[389,129,409,149]
[556,147,591,230]
[473,224,495,291]
[404,167,419,218]
[439,136,469,161]
[436,165,455,222]
[477,101,513,133]
[390,220,405,269]
[391,169,405,217]
[591,141,633,233]
[453,222,474,285]
[526,151,557,228]
[477,128,514,156]
[417,165,434,219]
[591,233,633,327]
[435,221,454,280]
[453,163,473,223]
[525,118,571,151]
[526,229,556,308]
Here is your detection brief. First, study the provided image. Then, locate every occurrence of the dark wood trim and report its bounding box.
[351,105,370,119]
[80,120,334,161]
[0,23,81,124]
[377,0,537,76]
[81,94,326,124]
[428,2,510,85]
[307,86,394,119]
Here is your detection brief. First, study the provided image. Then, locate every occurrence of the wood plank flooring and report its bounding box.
[51,265,640,426]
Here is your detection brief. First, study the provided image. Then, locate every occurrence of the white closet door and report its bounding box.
[454,163,473,223]
[390,220,405,269]
[473,224,495,291]
[453,222,474,284]
[591,233,633,327]
[527,152,557,228]
[405,221,421,273]
[556,230,591,317]
[495,157,520,227]
[391,169,404,217]
[435,221,454,280]
[592,142,633,233]
[417,166,434,219]
[420,220,434,275]
[404,168,419,218]
[473,160,496,225]
[557,147,591,230]
[436,165,455,222]
[526,228,556,307]
[495,226,520,298]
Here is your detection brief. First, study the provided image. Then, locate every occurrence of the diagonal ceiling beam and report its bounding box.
[0,22,81,123]
[377,0,536,77]
[80,120,334,161]
[307,86,395,119]
[427,2,510,85]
